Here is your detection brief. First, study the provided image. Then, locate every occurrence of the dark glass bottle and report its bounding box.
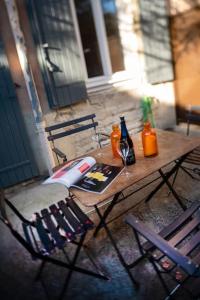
[120,116,136,165]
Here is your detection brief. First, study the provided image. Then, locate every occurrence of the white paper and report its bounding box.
[43,156,96,188]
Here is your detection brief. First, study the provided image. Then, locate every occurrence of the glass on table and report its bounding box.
[117,140,131,177]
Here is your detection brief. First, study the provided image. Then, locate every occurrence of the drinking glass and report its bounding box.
[117,140,131,177]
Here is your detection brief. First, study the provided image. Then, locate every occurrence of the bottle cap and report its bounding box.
[120,116,125,121]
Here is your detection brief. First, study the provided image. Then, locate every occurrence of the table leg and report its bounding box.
[94,205,139,289]
[159,169,187,210]
[145,153,188,210]
[93,192,122,238]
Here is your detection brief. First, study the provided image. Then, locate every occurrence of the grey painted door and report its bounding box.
[27,0,87,108]
[0,39,38,188]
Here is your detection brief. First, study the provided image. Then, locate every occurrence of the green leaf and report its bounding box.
[140,96,155,127]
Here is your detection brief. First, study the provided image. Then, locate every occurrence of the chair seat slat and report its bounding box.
[22,223,35,251]
[34,213,54,253]
[153,216,200,261]
[184,158,200,165]
[193,147,200,153]
[49,204,75,241]
[168,216,200,248]
[41,209,65,249]
[187,155,200,161]
[66,198,94,230]
[126,214,197,275]
[143,202,200,251]
[179,231,200,256]
[58,200,84,235]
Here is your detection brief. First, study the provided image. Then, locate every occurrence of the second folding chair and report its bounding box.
[124,201,200,299]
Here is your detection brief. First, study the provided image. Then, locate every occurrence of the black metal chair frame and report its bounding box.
[45,114,109,166]
[125,201,200,299]
[174,105,200,182]
[0,190,108,300]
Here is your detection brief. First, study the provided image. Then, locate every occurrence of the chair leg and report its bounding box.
[82,245,109,279]
[180,165,196,180]
[150,258,193,300]
[149,257,174,299]
[187,121,190,136]
[159,169,186,210]
[167,167,179,196]
[58,233,87,300]
[35,260,47,281]
[94,205,139,289]
[93,192,122,237]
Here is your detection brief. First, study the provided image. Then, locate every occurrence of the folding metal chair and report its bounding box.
[45,114,109,167]
[183,105,200,178]
[125,201,200,299]
[0,189,108,300]
[172,106,200,186]
[166,106,200,199]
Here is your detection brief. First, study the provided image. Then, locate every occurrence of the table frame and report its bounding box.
[70,130,200,287]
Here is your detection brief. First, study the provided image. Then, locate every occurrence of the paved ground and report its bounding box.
[0,126,200,300]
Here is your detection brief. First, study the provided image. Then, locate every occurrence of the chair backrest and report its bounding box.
[45,114,98,142]
[186,105,200,136]
[45,114,99,166]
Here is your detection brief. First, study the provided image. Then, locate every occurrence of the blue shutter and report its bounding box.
[139,0,174,84]
[27,0,87,108]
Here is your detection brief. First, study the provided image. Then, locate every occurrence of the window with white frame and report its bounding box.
[71,0,125,87]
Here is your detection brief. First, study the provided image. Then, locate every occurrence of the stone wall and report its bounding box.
[45,85,143,160]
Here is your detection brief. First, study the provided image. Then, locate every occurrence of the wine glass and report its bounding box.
[117,140,131,177]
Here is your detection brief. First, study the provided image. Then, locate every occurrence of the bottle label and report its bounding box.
[126,148,136,165]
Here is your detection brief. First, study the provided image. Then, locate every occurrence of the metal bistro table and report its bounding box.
[70,129,200,287]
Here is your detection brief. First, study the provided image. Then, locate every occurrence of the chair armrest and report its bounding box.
[97,132,110,146]
[125,214,198,276]
[98,132,110,138]
[52,147,67,161]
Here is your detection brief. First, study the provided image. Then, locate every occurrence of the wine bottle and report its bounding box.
[120,116,136,165]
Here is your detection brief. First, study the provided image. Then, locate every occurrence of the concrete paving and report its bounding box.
[0,126,200,300]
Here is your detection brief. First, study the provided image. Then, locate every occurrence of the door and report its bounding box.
[27,0,87,108]
[0,39,39,188]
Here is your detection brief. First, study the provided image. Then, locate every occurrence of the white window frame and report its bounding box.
[70,0,130,91]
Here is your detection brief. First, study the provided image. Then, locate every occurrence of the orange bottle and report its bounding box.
[110,124,121,158]
[142,122,158,157]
